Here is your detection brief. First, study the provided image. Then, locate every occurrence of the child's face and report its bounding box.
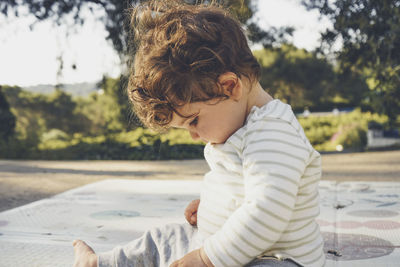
[169,97,248,144]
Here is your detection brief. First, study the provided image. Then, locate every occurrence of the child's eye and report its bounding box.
[189,117,198,126]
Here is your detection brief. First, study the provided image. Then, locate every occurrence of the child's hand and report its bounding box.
[72,240,98,267]
[169,247,213,267]
[184,199,200,226]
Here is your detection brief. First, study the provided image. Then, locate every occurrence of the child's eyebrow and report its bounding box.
[178,116,194,126]
[168,115,190,129]
[179,117,190,126]
[175,112,199,127]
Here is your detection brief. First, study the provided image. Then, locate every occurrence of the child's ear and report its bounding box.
[218,72,243,101]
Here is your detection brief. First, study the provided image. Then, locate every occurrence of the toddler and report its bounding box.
[73,1,325,266]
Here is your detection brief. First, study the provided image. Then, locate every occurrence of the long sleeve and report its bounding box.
[203,117,311,266]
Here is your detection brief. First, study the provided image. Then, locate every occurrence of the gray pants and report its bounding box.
[246,258,302,267]
[98,223,301,267]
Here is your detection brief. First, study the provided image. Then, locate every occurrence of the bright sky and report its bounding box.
[0,0,332,87]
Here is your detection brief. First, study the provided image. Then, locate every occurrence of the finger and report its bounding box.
[185,207,197,219]
[184,204,195,218]
[185,210,192,222]
[190,199,200,209]
[184,209,191,219]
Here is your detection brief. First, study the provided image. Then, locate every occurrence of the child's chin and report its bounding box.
[210,139,226,145]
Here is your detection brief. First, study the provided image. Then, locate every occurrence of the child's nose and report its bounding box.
[189,130,200,141]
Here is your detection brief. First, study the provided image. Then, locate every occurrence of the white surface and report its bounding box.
[0,180,201,267]
[0,180,399,266]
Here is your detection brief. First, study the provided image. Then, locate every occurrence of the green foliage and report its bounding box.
[98,75,138,130]
[0,84,395,159]
[299,109,389,151]
[2,0,264,55]
[3,86,45,147]
[0,77,131,142]
[2,80,397,159]
[26,110,393,159]
[74,76,137,135]
[38,129,72,150]
[0,137,34,159]
[334,124,367,150]
[3,79,134,146]
[76,91,123,135]
[2,86,92,147]
[254,45,367,110]
[302,0,400,126]
[43,89,92,134]
[33,128,204,160]
[0,86,16,140]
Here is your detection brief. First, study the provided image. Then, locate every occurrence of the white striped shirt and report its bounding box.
[198,99,325,267]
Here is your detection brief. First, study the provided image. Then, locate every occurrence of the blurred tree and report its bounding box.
[255,45,334,109]
[1,0,290,56]
[2,86,91,139]
[42,89,92,134]
[335,67,370,107]
[247,23,294,49]
[2,86,45,147]
[97,75,139,130]
[254,45,369,110]
[76,76,127,134]
[302,0,400,126]
[0,86,16,140]
[1,0,293,130]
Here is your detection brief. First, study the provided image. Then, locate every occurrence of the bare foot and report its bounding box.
[73,240,98,267]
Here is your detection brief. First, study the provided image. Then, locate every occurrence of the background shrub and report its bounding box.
[299,109,388,151]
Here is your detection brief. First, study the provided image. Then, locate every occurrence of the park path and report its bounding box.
[0,150,399,212]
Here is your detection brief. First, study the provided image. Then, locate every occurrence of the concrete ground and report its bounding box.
[0,150,399,212]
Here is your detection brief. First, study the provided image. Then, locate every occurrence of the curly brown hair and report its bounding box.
[128,0,260,131]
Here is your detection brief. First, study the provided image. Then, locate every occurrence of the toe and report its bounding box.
[73,240,86,249]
